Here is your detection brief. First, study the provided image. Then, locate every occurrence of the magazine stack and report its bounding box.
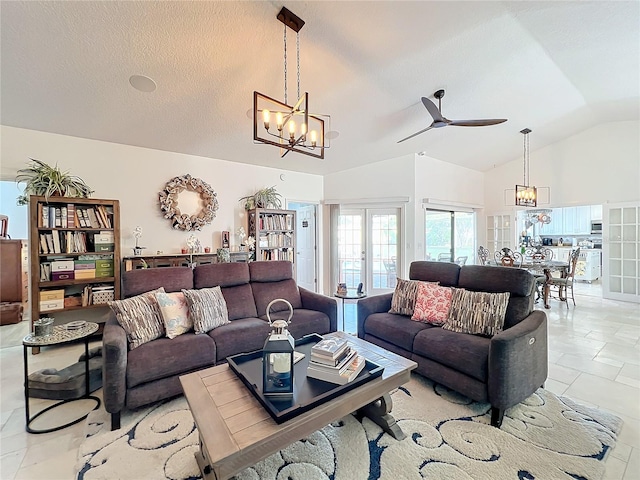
[307,337,366,385]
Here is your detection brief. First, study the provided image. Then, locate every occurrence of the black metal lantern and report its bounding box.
[262,299,295,397]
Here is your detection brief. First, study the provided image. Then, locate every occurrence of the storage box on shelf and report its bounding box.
[29,196,121,348]
[248,208,296,265]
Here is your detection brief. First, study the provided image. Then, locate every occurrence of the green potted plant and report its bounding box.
[15,158,93,205]
[239,186,283,210]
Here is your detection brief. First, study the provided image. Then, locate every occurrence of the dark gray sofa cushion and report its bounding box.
[250,261,302,315]
[362,312,433,352]
[207,317,271,362]
[413,327,490,382]
[122,267,194,297]
[194,263,258,320]
[261,308,332,339]
[194,262,250,288]
[126,333,215,388]
[410,261,460,286]
[458,265,534,329]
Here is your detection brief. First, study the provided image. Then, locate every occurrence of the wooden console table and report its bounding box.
[123,252,249,271]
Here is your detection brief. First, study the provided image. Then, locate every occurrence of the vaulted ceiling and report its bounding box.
[1,1,638,175]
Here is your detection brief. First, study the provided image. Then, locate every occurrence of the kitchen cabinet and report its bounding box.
[590,205,603,221]
[575,250,601,282]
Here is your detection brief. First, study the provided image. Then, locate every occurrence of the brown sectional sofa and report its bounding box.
[357,261,548,427]
[103,260,337,430]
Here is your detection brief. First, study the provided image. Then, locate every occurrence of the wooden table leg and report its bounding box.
[356,393,405,440]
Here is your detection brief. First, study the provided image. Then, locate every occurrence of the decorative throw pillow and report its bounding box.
[443,288,510,337]
[182,286,230,334]
[108,287,166,349]
[389,278,436,316]
[411,283,453,325]
[155,291,192,339]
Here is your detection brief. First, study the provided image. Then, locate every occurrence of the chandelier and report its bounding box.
[515,128,537,207]
[253,7,329,160]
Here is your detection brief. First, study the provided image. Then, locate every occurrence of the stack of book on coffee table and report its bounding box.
[307,336,366,385]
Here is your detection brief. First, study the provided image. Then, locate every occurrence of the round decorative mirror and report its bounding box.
[159,174,218,231]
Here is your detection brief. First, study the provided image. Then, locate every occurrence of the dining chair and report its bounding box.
[494,248,523,267]
[525,246,553,301]
[477,246,490,265]
[547,248,580,308]
[437,253,451,262]
[455,255,468,266]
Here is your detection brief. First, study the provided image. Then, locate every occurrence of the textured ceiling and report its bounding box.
[1,1,638,175]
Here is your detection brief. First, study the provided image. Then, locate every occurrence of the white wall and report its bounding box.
[323,153,486,276]
[1,126,324,256]
[414,155,485,262]
[484,121,640,213]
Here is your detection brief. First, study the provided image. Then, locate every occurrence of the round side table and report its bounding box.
[334,291,367,332]
[22,322,101,434]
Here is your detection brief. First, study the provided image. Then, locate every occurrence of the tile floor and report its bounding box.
[1,281,639,479]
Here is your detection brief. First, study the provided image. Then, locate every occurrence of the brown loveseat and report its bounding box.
[357,261,547,427]
[103,260,337,430]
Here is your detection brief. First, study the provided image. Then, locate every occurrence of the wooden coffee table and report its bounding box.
[180,331,417,480]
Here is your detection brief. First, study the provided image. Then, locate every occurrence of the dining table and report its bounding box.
[488,259,569,309]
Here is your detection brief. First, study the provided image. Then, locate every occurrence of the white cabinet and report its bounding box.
[575,250,601,282]
[591,205,603,221]
[486,214,513,253]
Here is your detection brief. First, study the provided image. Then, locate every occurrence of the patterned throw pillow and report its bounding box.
[389,278,436,316]
[182,286,230,334]
[443,288,510,337]
[411,283,453,325]
[155,291,193,339]
[109,287,166,349]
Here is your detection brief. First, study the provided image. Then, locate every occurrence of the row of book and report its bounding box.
[38,204,113,229]
[258,214,294,231]
[258,249,294,262]
[39,230,89,254]
[307,336,365,385]
[258,232,293,248]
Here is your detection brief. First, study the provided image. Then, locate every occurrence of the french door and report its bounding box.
[425,209,475,265]
[337,208,400,296]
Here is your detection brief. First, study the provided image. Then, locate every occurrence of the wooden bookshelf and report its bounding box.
[248,208,296,265]
[29,196,120,351]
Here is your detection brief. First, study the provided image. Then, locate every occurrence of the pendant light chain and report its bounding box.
[283,24,288,105]
[523,131,527,185]
[296,31,301,100]
[526,132,530,186]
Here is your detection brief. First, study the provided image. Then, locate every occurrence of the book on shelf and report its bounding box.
[67,204,76,228]
[311,337,349,358]
[307,354,366,385]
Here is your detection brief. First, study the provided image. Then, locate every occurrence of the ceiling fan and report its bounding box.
[397,89,507,143]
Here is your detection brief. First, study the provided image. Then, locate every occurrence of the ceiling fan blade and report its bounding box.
[397,125,434,143]
[421,97,444,122]
[448,119,508,127]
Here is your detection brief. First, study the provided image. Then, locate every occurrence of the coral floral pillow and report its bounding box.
[411,282,453,325]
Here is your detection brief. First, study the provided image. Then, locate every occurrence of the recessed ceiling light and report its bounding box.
[129,75,157,93]
[325,131,340,140]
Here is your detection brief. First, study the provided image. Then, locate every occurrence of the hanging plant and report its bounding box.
[15,158,93,205]
[239,186,283,210]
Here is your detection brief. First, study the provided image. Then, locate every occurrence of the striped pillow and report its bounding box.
[182,286,230,334]
[443,288,510,337]
[389,278,437,316]
[109,287,166,349]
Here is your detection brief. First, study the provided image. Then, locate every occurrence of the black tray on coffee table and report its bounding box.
[226,333,384,424]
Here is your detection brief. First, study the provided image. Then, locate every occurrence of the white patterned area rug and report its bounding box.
[76,375,622,480]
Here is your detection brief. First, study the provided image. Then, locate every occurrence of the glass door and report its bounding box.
[367,209,399,294]
[425,209,475,265]
[337,211,364,290]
